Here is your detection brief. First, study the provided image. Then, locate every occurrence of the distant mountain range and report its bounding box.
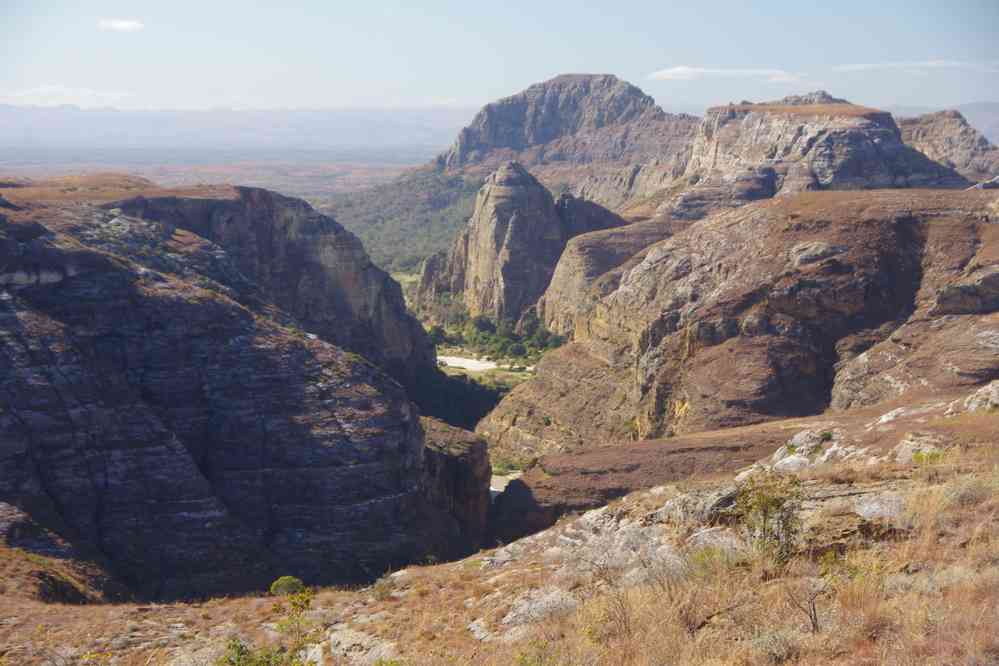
[0,104,479,154]
[1,100,993,156]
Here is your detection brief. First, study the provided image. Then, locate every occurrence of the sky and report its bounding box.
[2,0,998,112]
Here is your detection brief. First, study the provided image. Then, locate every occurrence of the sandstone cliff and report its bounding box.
[0,178,485,600]
[665,92,969,220]
[417,162,625,323]
[477,190,999,460]
[438,74,699,209]
[898,110,999,184]
[112,187,435,387]
[536,219,691,336]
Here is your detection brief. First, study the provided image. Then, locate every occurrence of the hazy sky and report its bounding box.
[3,0,998,111]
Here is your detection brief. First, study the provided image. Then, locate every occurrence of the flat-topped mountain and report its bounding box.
[898,110,999,184]
[665,92,969,220]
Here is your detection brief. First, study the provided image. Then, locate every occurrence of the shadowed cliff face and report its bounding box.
[417,162,625,323]
[0,180,487,600]
[478,190,999,460]
[112,187,436,388]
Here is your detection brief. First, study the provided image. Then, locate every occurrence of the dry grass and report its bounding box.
[710,103,887,120]
[0,174,235,206]
[2,412,997,664]
[462,459,999,666]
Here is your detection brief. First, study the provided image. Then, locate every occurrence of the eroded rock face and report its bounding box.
[438,74,699,208]
[112,187,435,387]
[0,185,470,600]
[479,190,999,459]
[441,74,690,169]
[537,219,689,336]
[666,92,969,220]
[899,110,999,184]
[421,417,491,554]
[417,162,624,323]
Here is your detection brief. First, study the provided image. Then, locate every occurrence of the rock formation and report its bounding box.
[420,417,491,554]
[536,219,691,336]
[665,92,969,220]
[438,74,700,209]
[898,110,999,184]
[0,178,486,600]
[112,187,435,387]
[417,162,625,323]
[477,189,999,460]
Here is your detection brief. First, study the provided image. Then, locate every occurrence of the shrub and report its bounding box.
[269,576,305,597]
[372,575,395,601]
[216,589,317,665]
[913,449,945,466]
[735,473,802,567]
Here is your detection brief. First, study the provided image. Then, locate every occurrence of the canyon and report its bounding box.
[2,72,999,666]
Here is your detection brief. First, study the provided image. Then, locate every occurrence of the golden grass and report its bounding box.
[710,103,887,119]
[3,425,998,665]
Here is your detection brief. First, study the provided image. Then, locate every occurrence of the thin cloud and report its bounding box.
[833,60,999,74]
[0,85,132,108]
[649,66,804,84]
[98,18,145,32]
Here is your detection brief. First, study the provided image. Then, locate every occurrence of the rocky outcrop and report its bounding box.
[899,110,999,184]
[417,162,624,323]
[665,92,969,220]
[437,74,699,209]
[440,74,693,170]
[420,417,491,554]
[112,187,435,387]
[0,180,469,600]
[478,190,999,459]
[537,219,690,336]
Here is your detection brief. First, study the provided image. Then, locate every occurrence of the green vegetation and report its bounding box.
[433,310,565,365]
[269,575,305,597]
[327,166,482,272]
[913,449,946,466]
[216,589,318,665]
[735,472,802,568]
